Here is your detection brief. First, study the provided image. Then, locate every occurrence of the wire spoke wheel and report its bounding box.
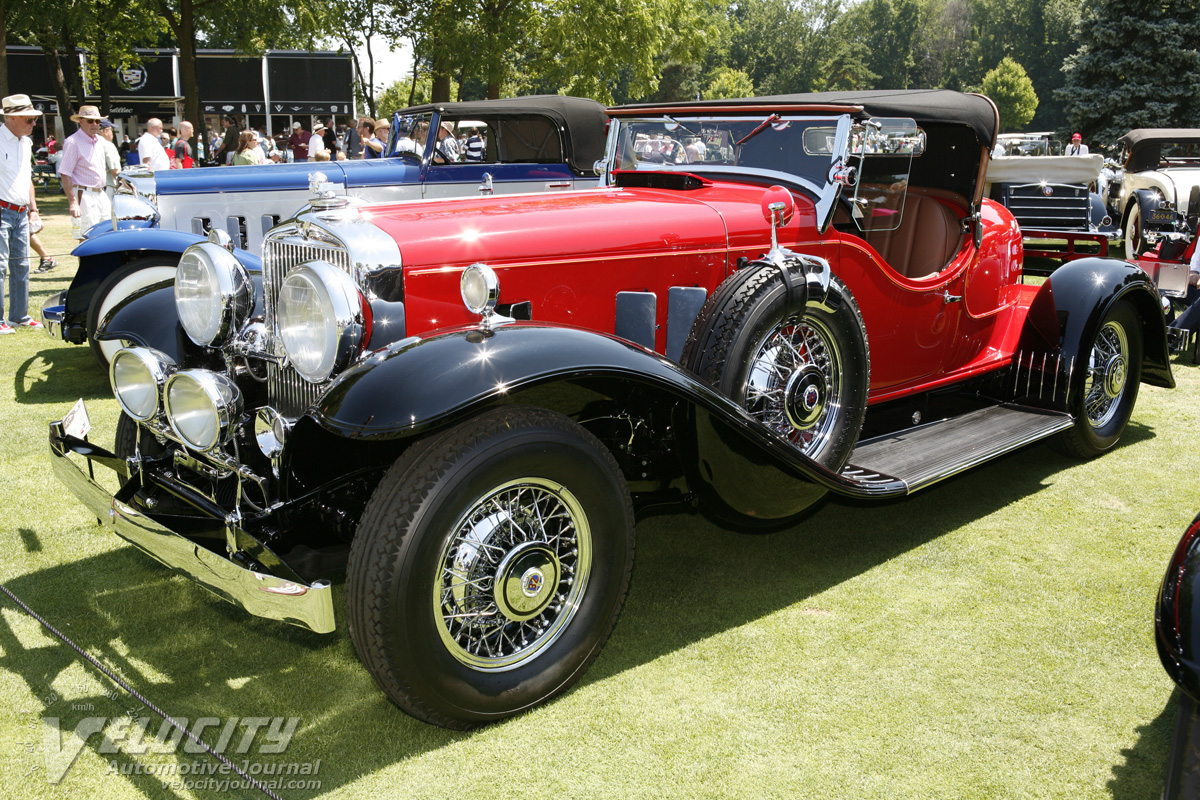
[1082,319,1129,429]
[743,315,841,457]
[435,479,591,671]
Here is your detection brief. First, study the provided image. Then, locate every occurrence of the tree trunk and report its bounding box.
[161,0,203,161]
[37,33,74,134]
[97,49,112,117]
[0,0,9,100]
[60,25,85,110]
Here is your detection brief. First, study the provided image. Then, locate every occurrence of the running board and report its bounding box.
[840,403,1074,495]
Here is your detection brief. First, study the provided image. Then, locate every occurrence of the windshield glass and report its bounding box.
[609,113,853,223]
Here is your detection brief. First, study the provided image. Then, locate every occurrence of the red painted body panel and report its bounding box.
[362,179,1031,403]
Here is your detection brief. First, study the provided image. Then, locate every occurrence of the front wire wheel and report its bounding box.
[1052,300,1143,458]
[435,478,591,671]
[347,406,635,729]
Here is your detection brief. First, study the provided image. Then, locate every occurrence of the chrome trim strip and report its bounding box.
[50,422,335,634]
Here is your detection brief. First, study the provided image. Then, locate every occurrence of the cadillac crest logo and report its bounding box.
[117,66,148,92]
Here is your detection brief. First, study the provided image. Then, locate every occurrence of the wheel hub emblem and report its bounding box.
[494,543,561,622]
[784,364,827,430]
[1103,354,1127,398]
[521,568,545,598]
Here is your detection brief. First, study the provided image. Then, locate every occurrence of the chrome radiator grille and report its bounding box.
[262,234,354,417]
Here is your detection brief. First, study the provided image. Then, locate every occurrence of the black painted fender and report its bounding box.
[303,322,894,523]
[1017,256,1173,411]
[1131,188,1172,229]
[67,228,261,335]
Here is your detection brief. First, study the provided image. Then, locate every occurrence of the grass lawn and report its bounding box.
[0,193,1196,799]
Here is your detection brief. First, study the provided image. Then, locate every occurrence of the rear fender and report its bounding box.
[1016,257,1173,410]
[296,323,844,523]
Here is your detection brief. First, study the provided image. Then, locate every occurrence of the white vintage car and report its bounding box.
[1110,129,1200,260]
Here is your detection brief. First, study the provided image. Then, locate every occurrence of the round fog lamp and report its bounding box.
[110,347,174,421]
[254,406,292,458]
[164,370,242,452]
[460,263,500,316]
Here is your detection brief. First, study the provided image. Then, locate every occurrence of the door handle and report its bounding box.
[943,291,963,303]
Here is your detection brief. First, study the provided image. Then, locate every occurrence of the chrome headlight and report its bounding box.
[110,347,175,421]
[164,370,242,452]
[175,242,253,347]
[111,193,159,226]
[460,263,500,316]
[276,261,365,383]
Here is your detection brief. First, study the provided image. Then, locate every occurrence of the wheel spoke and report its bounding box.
[435,478,592,671]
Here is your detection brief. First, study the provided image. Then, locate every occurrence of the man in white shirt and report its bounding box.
[309,122,328,159]
[59,105,113,240]
[0,94,45,333]
[138,118,171,171]
[1066,133,1089,156]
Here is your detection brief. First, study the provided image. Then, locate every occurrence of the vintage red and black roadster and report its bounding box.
[51,90,1173,728]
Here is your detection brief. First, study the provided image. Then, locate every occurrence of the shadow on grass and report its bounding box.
[0,434,1123,799]
[13,346,110,406]
[1110,691,1176,800]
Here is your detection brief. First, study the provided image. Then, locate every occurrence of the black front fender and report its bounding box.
[1018,257,1173,408]
[306,323,864,522]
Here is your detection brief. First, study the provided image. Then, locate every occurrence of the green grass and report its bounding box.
[0,195,1196,798]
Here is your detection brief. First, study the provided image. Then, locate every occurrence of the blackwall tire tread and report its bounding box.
[346,406,635,730]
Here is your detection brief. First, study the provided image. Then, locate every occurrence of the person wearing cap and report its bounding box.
[434,120,460,164]
[308,122,328,160]
[288,121,309,162]
[137,118,171,172]
[60,104,115,240]
[1066,133,1089,156]
[0,94,45,333]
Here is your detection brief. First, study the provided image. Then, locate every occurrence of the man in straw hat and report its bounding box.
[60,104,113,240]
[0,94,45,334]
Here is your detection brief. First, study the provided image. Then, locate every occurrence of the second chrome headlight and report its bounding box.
[164,370,242,452]
[175,242,252,347]
[276,261,365,383]
[110,347,175,421]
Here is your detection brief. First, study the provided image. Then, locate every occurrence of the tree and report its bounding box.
[981,57,1037,130]
[1058,0,1200,145]
[702,67,754,99]
[320,0,406,117]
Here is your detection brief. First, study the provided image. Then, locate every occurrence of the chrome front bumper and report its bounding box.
[49,419,336,634]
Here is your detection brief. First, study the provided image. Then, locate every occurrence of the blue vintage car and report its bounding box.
[41,95,607,364]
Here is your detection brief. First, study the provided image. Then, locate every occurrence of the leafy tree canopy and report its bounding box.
[981,57,1037,131]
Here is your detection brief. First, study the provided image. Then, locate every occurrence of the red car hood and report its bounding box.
[360,183,818,270]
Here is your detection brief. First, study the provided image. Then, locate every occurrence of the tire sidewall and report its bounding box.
[374,419,632,723]
[87,258,177,366]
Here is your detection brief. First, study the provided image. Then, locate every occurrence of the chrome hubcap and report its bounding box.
[744,313,840,458]
[784,364,827,430]
[1083,319,1129,428]
[435,479,590,671]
